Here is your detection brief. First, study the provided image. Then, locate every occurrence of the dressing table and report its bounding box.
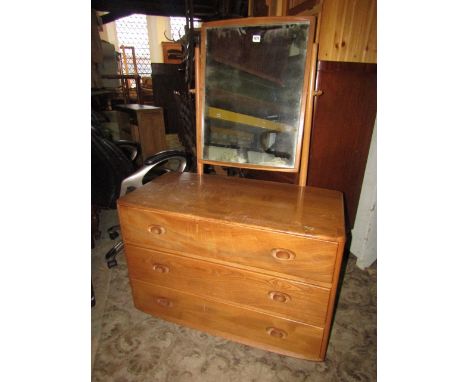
[118,16,346,361]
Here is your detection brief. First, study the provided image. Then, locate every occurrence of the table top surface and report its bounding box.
[118,172,346,242]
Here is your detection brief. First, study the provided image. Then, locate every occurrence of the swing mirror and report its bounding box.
[199,17,316,172]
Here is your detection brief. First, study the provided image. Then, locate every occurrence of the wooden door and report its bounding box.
[307,60,376,228]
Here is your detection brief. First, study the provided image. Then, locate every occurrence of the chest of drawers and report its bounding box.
[117,172,346,361]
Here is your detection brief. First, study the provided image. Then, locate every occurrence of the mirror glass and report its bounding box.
[202,20,311,169]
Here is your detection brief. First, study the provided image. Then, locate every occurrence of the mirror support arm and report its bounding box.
[298,42,319,187]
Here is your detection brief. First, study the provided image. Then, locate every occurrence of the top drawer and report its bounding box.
[119,206,338,286]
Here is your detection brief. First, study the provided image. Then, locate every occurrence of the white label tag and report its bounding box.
[252,35,261,43]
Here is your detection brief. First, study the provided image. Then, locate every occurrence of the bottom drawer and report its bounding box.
[131,279,325,361]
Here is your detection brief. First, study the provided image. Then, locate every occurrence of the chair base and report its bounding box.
[105,241,124,268]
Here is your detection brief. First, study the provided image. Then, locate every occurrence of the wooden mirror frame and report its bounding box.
[196,16,318,181]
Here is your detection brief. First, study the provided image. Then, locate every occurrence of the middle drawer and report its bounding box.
[125,245,330,327]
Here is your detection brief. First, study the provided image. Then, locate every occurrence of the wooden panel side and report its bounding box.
[319,238,346,359]
[136,109,167,159]
[307,61,376,228]
[318,0,376,63]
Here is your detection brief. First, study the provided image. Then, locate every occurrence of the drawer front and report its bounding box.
[125,245,330,327]
[119,206,338,285]
[131,279,324,360]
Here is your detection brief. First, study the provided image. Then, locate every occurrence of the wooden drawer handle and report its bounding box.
[266,327,287,339]
[271,248,295,261]
[154,296,173,308]
[152,263,169,273]
[147,224,166,235]
[268,291,291,303]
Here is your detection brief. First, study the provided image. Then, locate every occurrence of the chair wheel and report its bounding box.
[109,231,119,240]
[91,283,96,307]
[107,259,118,268]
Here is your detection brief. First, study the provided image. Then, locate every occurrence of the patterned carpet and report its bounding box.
[92,210,376,382]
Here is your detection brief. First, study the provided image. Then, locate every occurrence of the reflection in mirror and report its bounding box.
[202,21,311,169]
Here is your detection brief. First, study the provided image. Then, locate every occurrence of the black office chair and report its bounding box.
[173,90,197,161]
[91,124,189,267]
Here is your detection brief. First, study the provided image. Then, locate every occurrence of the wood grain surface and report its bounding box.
[131,279,325,360]
[125,245,330,326]
[118,172,345,242]
[118,173,346,361]
[318,0,377,63]
[307,61,376,228]
[114,104,167,160]
[134,108,167,160]
[119,205,338,286]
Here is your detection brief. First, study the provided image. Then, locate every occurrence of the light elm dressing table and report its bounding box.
[118,16,346,361]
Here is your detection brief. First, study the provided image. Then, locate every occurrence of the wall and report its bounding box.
[147,16,171,63]
[350,119,377,269]
[318,0,377,63]
[99,21,118,49]
[274,0,377,64]
[99,16,171,64]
